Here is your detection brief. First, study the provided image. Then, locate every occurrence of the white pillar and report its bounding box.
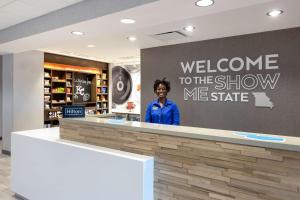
[1,51,44,152]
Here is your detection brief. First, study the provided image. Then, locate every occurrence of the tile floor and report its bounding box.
[0,140,19,200]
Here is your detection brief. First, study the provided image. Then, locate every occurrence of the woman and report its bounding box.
[145,78,180,125]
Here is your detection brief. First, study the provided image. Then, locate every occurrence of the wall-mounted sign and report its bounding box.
[141,27,300,136]
[112,64,141,114]
[62,105,85,118]
[73,73,93,103]
[179,54,279,109]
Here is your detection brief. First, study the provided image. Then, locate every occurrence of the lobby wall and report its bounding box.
[1,51,44,152]
[0,55,2,138]
[141,27,300,136]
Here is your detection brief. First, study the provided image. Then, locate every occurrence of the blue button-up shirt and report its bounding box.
[145,99,180,125]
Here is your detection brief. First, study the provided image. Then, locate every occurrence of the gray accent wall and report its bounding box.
[141,27,300,137]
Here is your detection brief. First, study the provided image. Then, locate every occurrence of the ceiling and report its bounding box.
[0,0,299,64]
[0,0,83,30]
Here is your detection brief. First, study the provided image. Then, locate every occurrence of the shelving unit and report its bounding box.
[43,52,109,127]
[44,64,109,127]
[96,70,109,115]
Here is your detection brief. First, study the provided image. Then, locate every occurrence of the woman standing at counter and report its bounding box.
[145,78,180,125]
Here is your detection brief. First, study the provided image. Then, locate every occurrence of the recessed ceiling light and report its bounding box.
[267,10,283,17]
[87,44,95,48]
[120,19,136,24]
[195,0,214,7]
[127,36,137,42]
[71,31,84,36]
[184,25,195,32]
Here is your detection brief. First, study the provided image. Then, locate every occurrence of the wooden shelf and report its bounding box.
[52,80,66,82]
[97,93,108,95]
[66,93,72,95]
[52,92,66,94]
[44,77,51,79]
[45,108,60,112]
[51,102,66,104]
[45,118,60,121]
[74,102,96,105]
[66,86,72,88]
[44,93,51,95]
[44,85,51,87]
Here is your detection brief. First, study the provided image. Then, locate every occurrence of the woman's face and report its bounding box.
[156,83,167,98]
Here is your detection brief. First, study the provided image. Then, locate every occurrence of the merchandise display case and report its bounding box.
[43,61,109,127]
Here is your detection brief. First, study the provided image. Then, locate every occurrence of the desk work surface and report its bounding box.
[60,117,300,152]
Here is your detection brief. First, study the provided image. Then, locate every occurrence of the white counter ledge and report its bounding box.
[59,117,300,152]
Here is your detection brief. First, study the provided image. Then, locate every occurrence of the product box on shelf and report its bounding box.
[44,72,50,78]
[44,88,50,93]
[101,87,107,93]
[44,80,50,85]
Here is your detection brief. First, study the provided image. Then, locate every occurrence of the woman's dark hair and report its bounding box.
[153,78,171,92]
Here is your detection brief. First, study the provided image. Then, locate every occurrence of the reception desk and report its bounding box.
[11,128,153,200]
[60,117,300,200]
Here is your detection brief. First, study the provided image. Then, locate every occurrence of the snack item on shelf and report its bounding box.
[44,88,50,93]
[45,104,50,109]
[44,80,50,85]
[66,81,72,87]
[44,72,50,78]
[66,88,71,93]
[66,73,72,79]
[102,73,107,79]
[44,96,50,102]
[52,87,65,93]
[101,87,107,93]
